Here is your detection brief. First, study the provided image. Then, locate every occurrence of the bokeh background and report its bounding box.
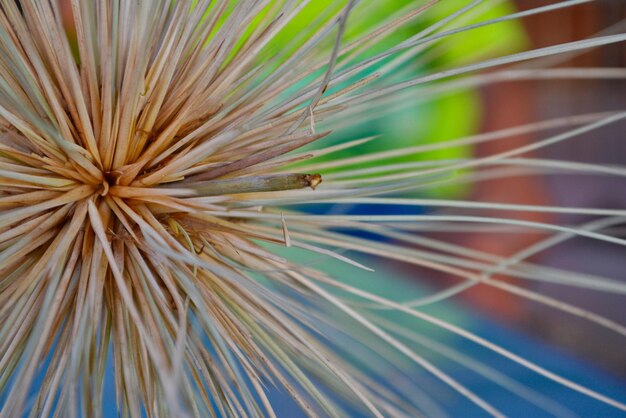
[289,0,626,416]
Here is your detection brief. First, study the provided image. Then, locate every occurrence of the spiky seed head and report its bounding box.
[1,1,626,417]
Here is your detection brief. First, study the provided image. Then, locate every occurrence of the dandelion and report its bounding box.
[1,1,625,417]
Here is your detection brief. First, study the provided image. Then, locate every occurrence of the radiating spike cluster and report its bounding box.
[1,1,625,417]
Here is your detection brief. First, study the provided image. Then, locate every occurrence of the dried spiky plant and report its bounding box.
[1,0,625,417]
